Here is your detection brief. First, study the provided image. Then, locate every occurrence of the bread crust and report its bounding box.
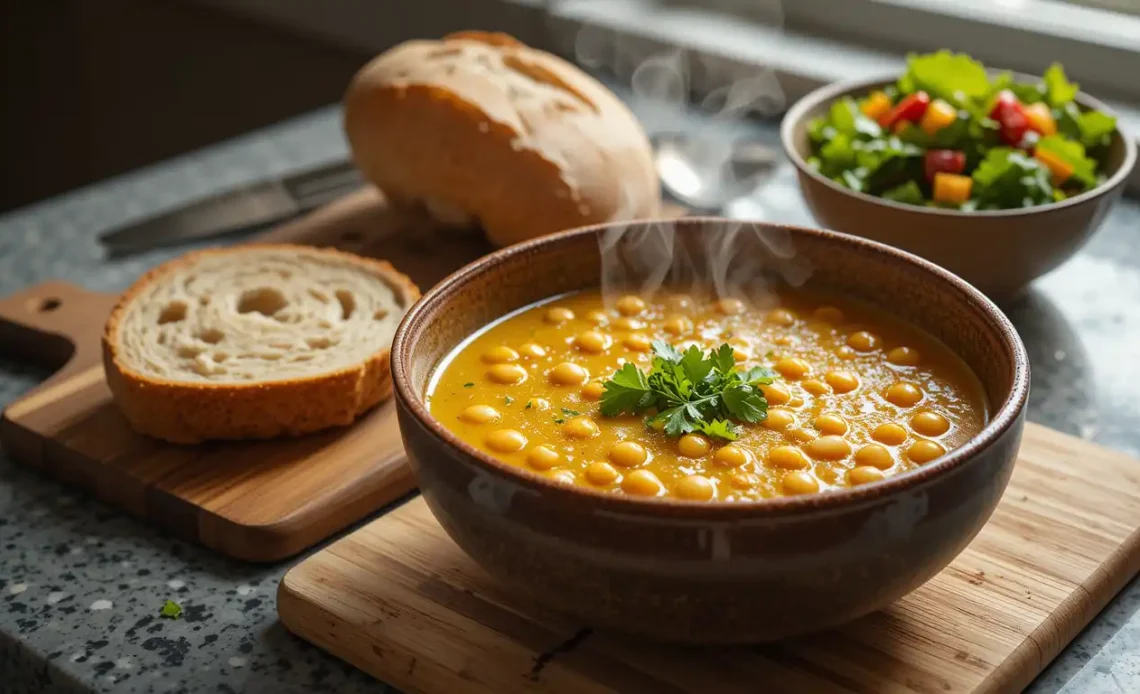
[102,244,420,444]
[343,31,661,247]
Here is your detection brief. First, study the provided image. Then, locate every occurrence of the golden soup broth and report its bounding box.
[427,290,988,501]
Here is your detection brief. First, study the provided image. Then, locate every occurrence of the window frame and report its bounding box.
[189,0,1140,193]
[673,0,1140,104]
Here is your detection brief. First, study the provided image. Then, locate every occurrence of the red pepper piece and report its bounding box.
[988,90,1019,118]
[923,150,967,182]
[879,91,931,129]
[988,90,1030,146]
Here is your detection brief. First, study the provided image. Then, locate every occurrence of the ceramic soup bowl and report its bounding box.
[391,218,1030,643]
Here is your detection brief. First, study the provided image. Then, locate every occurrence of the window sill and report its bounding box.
[189,0,1139,194]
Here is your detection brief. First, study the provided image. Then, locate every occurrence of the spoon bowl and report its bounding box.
[652,132,779,211]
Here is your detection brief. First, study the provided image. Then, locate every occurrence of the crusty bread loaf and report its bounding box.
[102,244,420,444]
[343,31,661,247]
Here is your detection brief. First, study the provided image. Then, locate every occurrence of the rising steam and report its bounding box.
[566,15,811,307]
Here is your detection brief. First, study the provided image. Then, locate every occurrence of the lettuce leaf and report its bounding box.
[881,181,925,206]
[901,51,991,106]
[853,136,923,170]
[1043,63,1079,108]
[807,52,1110,211]
[840,168,866,193]
[828,97,882,139]
[1078,110,1117,148]
[1010,81,1047,106]
[985,71,1045,109]
[828,98,858,134]
[858,138,925,194]
[807,117,831,144]
[972,148,1054,208]
[819,133,856,177]
[1035,135,1098,188]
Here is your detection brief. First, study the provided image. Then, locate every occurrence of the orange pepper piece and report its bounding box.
[1035,148,1073,185]
[861,91,892,122]
[1024,102,1058,136]
[933,173,973,204]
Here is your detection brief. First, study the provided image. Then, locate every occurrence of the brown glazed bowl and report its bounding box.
[781,75,1137,302]
[391,218,1030,643]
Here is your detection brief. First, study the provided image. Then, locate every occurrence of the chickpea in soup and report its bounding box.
[427,290,987,501]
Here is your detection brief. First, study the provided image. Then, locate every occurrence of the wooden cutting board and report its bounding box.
[278,423,1140,694]
[0,189,498,562]
[0,188,684,562]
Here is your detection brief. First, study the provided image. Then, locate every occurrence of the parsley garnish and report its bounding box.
[504,396,514,405]
[160,599,182,619]
[553,416,565,424]
[463,382,474,388]
[525,400,533,410]
[561,408,581,417]
[600,340,775,441]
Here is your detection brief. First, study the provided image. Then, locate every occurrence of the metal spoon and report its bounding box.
[652,132,780,212]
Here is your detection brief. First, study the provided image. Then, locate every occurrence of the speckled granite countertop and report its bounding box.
[1,96,1139,693]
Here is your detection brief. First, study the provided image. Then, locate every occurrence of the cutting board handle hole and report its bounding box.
[28,297,62,313]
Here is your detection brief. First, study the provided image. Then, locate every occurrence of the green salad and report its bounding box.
[806,51,1118,211]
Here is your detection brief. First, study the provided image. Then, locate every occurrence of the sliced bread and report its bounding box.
[103,244,420,443]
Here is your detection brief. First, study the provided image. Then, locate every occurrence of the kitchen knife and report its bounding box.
[98,159,364,254]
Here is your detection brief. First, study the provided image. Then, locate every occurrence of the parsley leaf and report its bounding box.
[741,366,776,384]
[722,384,768,423]
[504,396,513,405]
[710,344,736,375]
[561,408,581,417]
[651,340,683,363]
[599,342,777,441]
[651,406,695,438]
[698,419,739,441]
[160,600,182,619]
[599,363,653,416]
[463,382,474,388]
[679,344,714,384]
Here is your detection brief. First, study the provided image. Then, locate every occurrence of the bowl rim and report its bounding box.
[780,72,1138,219]
[391,218,1031,517]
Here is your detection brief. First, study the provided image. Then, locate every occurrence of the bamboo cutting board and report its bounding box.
[278,423,1140,694]
[0,189,496,562]
[0,189,686,561]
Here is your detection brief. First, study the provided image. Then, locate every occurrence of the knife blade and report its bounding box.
[99,159,364,253]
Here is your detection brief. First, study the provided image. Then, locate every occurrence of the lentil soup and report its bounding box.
[426,290,987,502]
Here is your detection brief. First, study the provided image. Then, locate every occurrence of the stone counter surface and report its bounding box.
[1,101,1139,693]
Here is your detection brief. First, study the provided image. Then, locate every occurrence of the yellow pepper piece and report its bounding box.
[920,99,958,136]
[861,91,892,122]
[1024,102,1058,136]
[933,172,973,204]
[1035,148,1073,185]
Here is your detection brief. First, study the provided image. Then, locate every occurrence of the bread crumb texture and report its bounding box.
[103,244,420,443]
